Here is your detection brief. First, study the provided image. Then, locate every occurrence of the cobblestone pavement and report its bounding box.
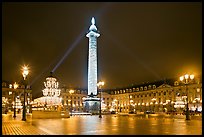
[2,114,49,135]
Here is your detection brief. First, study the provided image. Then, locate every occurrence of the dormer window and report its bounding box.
[174,81,179,86]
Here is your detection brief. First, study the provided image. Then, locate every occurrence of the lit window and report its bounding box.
[144,86,147,90]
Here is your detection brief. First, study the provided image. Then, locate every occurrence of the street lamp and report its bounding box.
[151,98,156,112]
[180,74,194,120]
[166,99,171,113]
[69,90,74,116]
[97,81,104,118]
[22,65,29,121]
[13,82,18,118]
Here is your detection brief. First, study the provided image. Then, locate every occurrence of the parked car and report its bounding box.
[145,110,155,114]
[128,111,135,114]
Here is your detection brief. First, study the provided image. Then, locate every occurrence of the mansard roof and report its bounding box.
[103,77,177,93]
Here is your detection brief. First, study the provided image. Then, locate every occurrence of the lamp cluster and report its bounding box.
[42,77,61,97]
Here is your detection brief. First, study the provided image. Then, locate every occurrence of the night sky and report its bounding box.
[2,2,202,99]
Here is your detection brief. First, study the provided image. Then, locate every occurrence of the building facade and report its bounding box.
[58,77,202,114]
[60,87,88,112]
[2,81,32,114]
[4,77,201,115]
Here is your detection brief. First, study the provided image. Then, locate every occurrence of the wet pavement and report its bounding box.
[2,113,202,135]
[31,114,202,135]
[2,114,49,135]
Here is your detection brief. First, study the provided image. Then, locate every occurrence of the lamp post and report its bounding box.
[194,97,200,112]
[152,98,156,112]
[69,90,74,116]
[97,81,104,118]
[166,99,171,113]
[13,82,18,118]
[180,74,194,120]
[22,65,29,121]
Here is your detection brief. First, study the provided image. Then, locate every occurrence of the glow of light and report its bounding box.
[22,65,29,80]
[166,100,170,103]
[190,74,194,80]
[180,76,184,81]
[52,28,86,73]
[152,98,156,101]
[69,90,74,94]
[42,75,61,97]
[9,84,12,88]
[14,82,18,89]
[155,102,158,104]
[184,74,189,79]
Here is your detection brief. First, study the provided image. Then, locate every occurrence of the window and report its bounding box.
[164,92,166,95]
[174,81,179,86]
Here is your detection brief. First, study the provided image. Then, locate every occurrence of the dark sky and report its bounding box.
[2,2,202,99]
